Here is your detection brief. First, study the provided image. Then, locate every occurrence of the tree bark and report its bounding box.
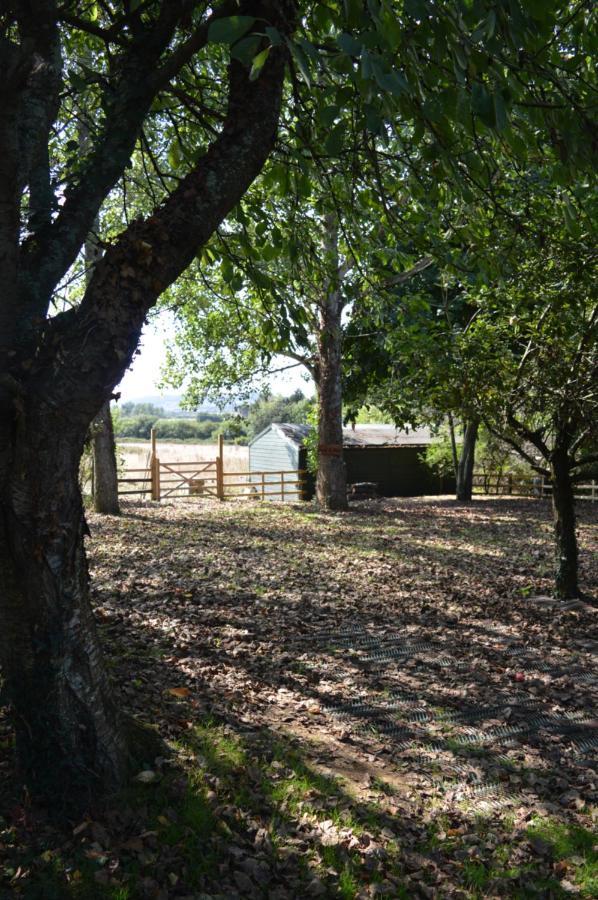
[315,221,347,511]
[0,405,127,807]
[551,448,579,599]
[92,401,120,515]
[456,419,479,502]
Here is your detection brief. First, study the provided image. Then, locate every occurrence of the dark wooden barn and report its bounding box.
[249,423,450,500]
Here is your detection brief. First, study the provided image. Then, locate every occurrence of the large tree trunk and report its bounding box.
[0,4,293,807]
[456,419,479,502]
[92,401,120,514]
[0,406,127,807]
[315,223,347,511]
[551,449,579,599]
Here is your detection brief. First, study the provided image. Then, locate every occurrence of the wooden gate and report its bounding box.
[157,459,219,499]
[149,432,223,501]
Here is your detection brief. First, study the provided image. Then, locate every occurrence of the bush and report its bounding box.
[154,418,204,440]
[116,415,157,439]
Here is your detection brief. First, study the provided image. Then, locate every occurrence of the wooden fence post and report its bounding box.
[281,471,285,502]
[216,434,224,501]
[150,428,160,501]
[261,472,265,501]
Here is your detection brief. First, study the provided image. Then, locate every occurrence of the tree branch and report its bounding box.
[19,0,191,316]
[38,2,295,418]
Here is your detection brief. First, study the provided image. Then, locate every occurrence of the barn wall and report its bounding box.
[344,447,442,497]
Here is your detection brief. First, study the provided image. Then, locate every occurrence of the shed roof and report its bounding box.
[342,424,433,447]
[250,422,433,449]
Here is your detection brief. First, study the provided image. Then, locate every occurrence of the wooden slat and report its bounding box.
[224,489,303,497]
[223,470,302,478]
[224,480,305,489]
[118,489,152,496]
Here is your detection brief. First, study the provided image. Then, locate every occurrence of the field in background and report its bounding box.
[118,441,249,474]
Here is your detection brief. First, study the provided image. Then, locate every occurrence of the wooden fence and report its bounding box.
[473,473,597,502]
[117,431,306,503]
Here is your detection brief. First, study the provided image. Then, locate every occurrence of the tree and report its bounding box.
[165,201,363,510]
[245,391,312,438]
[0,0,297,806]
[468,255,597,599]
[346,173,597,598]
[344,268,483,501]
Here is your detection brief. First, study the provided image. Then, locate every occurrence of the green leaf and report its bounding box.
[325,123,345,156]
[167,141,182,168]
[493,90,507,131]
[337,32,362,56]
[371,60,410,97]
[472,82,495,128]
[485,10,497,39]
[265,26,282,46]
[317,104,340,127]
[207,15,256,45]
[364,105,383,133]
[249,47,270,81]
[230,35,261,65]
[285,38,311,86]
[405,0,428,17]
[361,49,373,80]
[298,38,319,62]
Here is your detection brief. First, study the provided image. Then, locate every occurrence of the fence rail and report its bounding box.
[473,473,597,502]
[116,431,307,503]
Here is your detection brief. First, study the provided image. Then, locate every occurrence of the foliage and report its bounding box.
[424,435,456,479]
[304,403,319,476]
[121,402,166,418]
[246,390,313,439]
[116,415,159,441]
[111,393,313,443]
[352,406,394,425]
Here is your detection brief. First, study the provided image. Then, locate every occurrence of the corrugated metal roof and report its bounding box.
[256,423,433,448]
[274,423,312,444]
[342,425,433,447]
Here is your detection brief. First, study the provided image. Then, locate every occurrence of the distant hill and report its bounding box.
[116,393,235,417]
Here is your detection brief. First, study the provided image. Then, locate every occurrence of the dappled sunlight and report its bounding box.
[2,496,595,897]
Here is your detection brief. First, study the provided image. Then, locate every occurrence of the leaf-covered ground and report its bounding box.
[1,496,597,899]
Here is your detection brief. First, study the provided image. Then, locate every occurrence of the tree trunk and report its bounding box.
[315,221,347,511]
[456,419,479,502]
[92,401,120,514]
[0,8,293,807]
[448,413,459,481]
[551,449,579,599]
[0,406,127,808]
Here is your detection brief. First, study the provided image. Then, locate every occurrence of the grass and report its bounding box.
[526,817,598,897]
[4,713,595,900]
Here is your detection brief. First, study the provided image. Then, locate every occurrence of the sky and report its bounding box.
[117,311,313,403]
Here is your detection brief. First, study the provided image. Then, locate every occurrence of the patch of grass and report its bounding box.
[462,860,490,890]
[187,717,248,776]
[338,865,359,899]
[526,817,598,897]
